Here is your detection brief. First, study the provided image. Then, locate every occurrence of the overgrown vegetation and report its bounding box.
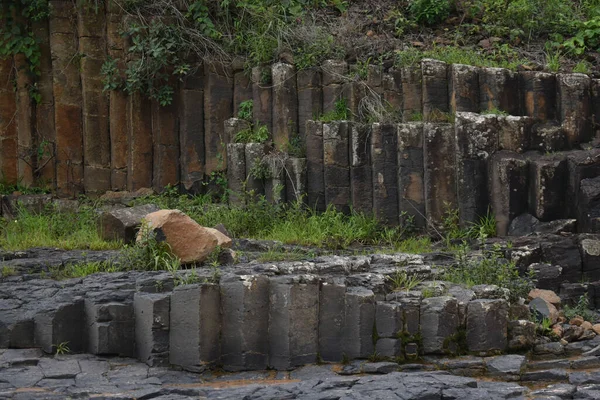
[564,295,597,322]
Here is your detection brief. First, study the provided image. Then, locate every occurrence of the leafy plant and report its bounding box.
[55,341,70,355]
[573,60,591,74]
[319,98,350,122]
[120,221,182,272]
[564,295,597,322]
[238,100,253,121]
[386,270,423,292]
[234,125,270,144]
[562,17,600,56]
[409,0,451,25]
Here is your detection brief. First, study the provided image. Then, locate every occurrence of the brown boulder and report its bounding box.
[570,316,585,326]
[139,209,222,263]
[592,323,600,335]
[528,289,561,307]
[205,227,233,248]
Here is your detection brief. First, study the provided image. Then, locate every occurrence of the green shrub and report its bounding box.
[409,0,450,25]
[320,98,350,122]
[237,100,253,121]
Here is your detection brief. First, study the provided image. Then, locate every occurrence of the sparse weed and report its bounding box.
[387,270,423,292]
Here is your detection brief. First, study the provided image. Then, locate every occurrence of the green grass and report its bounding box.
[0,205,120,251]
[481,107,509,116]
[387,270,423,292]
[51,261,119,280]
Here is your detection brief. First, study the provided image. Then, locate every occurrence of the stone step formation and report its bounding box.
[1,235,600,372]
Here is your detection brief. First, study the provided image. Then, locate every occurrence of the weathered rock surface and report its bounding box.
[99,203,159,243]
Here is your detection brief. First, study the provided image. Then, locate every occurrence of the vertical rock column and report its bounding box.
[449,64,479,113]
[34,300,85,354]
[383,70,403,114]
[264,155,286,204]
[204,62,233,174]
[454,112,499,226]
[519,71,556,121]
[221,275,270,371]
[421,59,449,120]
[244,143,266,198]
[285,157,307,204]
[420,296,459,354]
[322,60,348,114]
[466,299,508,354]
[135,293,170,367]
[528,153,567,221]
[0,59,18,185]
[170,284,221,371]
[32,17,56,187]
[306,121,325,211]
[78,4,110,194]
[50,0,83,196]
[227,143,246,206]
[152,98,180,193]
[297,68,322,144]
[566,149,600,218]
[233,67,252,116]
[127,92,153,191]
[106,2,127,190]
[323,121,351,213]
[85,297,135,357]
[398,122,426,229]
[350,123,372,214]
[252,66,272,134]
[179,66,205,193]
[479,67,519,115]
[423,123,457,230]
[272,63,298,151]
[14,53,33,186]
[489,151,529,236]
[401,64,422,122]
[557,73,592,148]
[375,302,403,358]
[592,79,600,138]
[371,123,399,224]
[268,276,319,370]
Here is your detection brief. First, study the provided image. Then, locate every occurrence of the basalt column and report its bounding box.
[398,122,426,228]
[204,62,233,174]
[106,4,127,190]
[50,0,83,196]
[401,65,422,122]
[233,66,252,116]
[423,123,457,230]
[350,123,372,214]
[152,97,179,193]
[14,52,33,186]
[479,67,519,115]
[252,66,272,134]
[519,71,556,121]
[421,59,449,121]
[272,63,298,150]
[78,4,111,194]
[383,70,403,114]
[322,60,348,114]
[127,92,153,191]
[449,64,479,113]
[371,123,399,224]
[306,120,325,211]
[323,121,351,213]
[0,58,18,185]
[179,67,205,193]
[557,73,592,148]
[297,68,323,144]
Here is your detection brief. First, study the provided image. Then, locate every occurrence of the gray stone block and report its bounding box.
[99,204,160,244]
[264,155,286,205]
[479,67,519,115]
[272,63,298,150]
[169,283,221,371]
[252,66,272,132]
[221,275,269,371]
[85,299,135,357]
[557,73,592,148]
[420,296,459,354]
[449,64,479,113]
[134,292,170,367]
[297,68,322,143]
[498,115,533,153]
[397,122,425,228]
[226,143,246,206]
[421,59,449,120]
[285,157,307,204]
[528,153,567,221]
[375,338,401,359]
[34,300,85,354]
[401,66,422,121]
[350,123,372,214]
[371,123,399,224]
[376,302,403,338]
[519,71,556,120]
[318,279,346,362]
[466,299,508,354]
[323,121,350,213]
[268,275,319,370]
[244,143,267,197]
[306,120,325,211]
[581,238,600,280]
[566,149,600,219]
[344,287,375,359]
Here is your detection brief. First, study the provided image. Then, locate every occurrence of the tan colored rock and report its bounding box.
[552,324,563,338]
[592,323,600,335]
[570,316,585,326]
[205,227,233,248]
[139,209,218,264]
[528,289,561,307]
[581,321,593,330]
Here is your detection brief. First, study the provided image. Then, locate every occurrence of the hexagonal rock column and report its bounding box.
[152,96,180,193]
[401,65,422,122]
[557,73,592,148]
[323,121,351,213]
[398,123,426,229]
[135,293,170,367]
[466,299,508,354]
[227,143,246,206]
[264,155,286,205]
[204,61,233,174]
[252,66,272,133]
[244,143,267,197]
[179,67,205,193]
[498,115,534,153]
[423,123,457,230]
[449,64,480,113]
[318,279,346,362]
[297,68,323,144]
[531,122,567,153]
[528,153,567,221]
[221,275,269,371]
[420,296,459,354]
[85,298,135,357]
[581,238,600,281]
[343,287,376,359]
[375,302,403,358]
[454,112,499,226]
[233,67,252,117]
[285,157,307,204]
[306,120,325,211]
[322,60,348,114]
[268,275,319,370]
[127,92,153,191]
[489,151,529,236]
[383,70,402,112]
[578,176,600,233]
[592,79,600,137]
[371,123,399,224]
[479,67,519,115]
[272,63,298,150]
[169,284,220,372]
[350,123,372,214]
[421,59,449,121]
[35,299,85,354]
[519,71,556,120]
[566,149,600,219]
